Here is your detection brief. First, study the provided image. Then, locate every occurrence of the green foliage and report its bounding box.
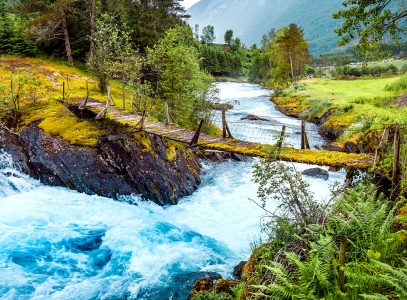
[0,0,37,56]
[224,29,234,45]
[201,25,216,44]
[87,14,139,93]
[334,64,400,79]
[13,0,187,61]
[253,161,322,227]
[251,183,407,300]
[384,75,407,91]
[248,24,310,85]
[198,43,245,77]
[147,26,216,128]
[302,99,333,118]
[333,0,407,60]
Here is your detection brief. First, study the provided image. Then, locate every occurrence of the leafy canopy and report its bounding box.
[334,0,407,59]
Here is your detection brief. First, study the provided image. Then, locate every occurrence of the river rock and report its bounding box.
[233,261,247,279]
[302,167,329,180]
[0,123,201,205]
[241,114,269,122]
[188,273,222,299]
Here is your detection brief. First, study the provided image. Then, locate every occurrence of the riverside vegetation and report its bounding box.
[0,0,406,299]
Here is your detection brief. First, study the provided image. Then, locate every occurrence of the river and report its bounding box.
[0,82,344,299]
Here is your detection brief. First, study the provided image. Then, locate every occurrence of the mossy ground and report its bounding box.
[0,56,189,159]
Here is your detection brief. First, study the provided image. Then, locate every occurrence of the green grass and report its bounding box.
[385,75,407,91]
[297,77,402,105]
[295,77,407,129]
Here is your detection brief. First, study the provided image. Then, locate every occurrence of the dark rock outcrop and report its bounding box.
[0,124,201,205]
[233,261,247,279]
[241,114,269,122]
[302,167,329,180]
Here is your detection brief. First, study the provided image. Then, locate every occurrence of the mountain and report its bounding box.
[187,0,343,55]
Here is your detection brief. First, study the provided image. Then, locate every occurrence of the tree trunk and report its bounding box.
[60,9,73,64]
[289,49,295,82]
[165,100,170,125]
[89,0,96,55]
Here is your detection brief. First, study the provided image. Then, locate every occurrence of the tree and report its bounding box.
[0,0,13,53]
[16,0,77,64]
[224,29,233,45]
[273,24,310,82]
[194,24,200,40]
[201,25,216,44]
[334,0,407,59]
[87,14,140,93]
[112,0,188,50]
[85,0,96,55]
[147,26,215,127]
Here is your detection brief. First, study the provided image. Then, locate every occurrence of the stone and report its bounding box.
[188,273,222,300]
[233,261,247,279]
[302,167,329,180]
[241,114,270,122]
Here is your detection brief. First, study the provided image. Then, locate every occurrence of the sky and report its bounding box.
[182,0,200,9]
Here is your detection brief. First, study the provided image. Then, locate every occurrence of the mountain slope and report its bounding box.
[188,0,343,54]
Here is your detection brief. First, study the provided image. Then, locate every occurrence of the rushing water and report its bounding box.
[0,82,344,300]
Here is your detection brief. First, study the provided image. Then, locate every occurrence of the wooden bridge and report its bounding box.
[76,99,374,169]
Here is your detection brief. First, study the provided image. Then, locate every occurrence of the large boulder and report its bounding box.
[302,167,329,180]
[0,123,201,205]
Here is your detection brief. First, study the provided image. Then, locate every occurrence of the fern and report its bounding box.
[251,184,406,300]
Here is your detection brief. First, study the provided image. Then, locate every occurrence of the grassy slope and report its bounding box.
[283,76,407,132]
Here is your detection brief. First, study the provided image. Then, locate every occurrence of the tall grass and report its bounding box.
[385,75,407,91]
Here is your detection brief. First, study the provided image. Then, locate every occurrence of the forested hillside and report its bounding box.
[187,0,343,54]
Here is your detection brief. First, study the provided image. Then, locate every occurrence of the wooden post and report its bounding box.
[392,126,401,193]
[66,74,69,89]
[78,81,89,110]
[338,236,347,290]
[226,122,234,139]
[277,125,286,149]
[301,120,305,149]
[62,82,65,101]
[139,110,146,131]
[304,124,310,149]
[345,169,355,188]
[373,128,389,167]
[122,84,126,111]
[222,110,227,138]
[190,120,204,146]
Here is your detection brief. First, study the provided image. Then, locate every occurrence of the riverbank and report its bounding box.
[270,77,407,150]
